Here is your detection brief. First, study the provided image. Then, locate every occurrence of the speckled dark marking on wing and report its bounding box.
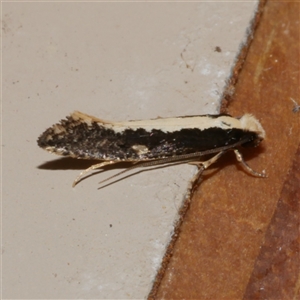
[37,115,260,161]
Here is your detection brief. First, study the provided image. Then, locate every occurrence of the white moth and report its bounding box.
[38,111,266,186]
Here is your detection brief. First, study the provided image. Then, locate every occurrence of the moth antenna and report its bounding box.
[97,159,191,186]
[72,160,118,187]
[98,163,141,185]
[98,151,227,186]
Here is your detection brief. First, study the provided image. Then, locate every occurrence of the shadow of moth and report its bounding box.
[37,111,266,187]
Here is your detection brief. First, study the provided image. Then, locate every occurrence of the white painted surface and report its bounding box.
[2,2,258,299]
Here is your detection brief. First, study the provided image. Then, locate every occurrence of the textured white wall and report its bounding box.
[3,2,259,298]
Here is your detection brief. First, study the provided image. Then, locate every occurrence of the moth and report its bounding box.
[37,111,266,186]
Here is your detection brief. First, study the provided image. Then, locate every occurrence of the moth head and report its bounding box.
[239,114,265,147]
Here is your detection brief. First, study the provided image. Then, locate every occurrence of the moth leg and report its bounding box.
[72,161,118,187]
[188,151,225,170]
[233,149,266,177]
[187,151,226,187]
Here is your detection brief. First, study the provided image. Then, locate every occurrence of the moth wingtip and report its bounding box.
[70,111,111,124]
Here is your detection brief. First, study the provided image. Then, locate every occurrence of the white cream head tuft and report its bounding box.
[239,114,266,140]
